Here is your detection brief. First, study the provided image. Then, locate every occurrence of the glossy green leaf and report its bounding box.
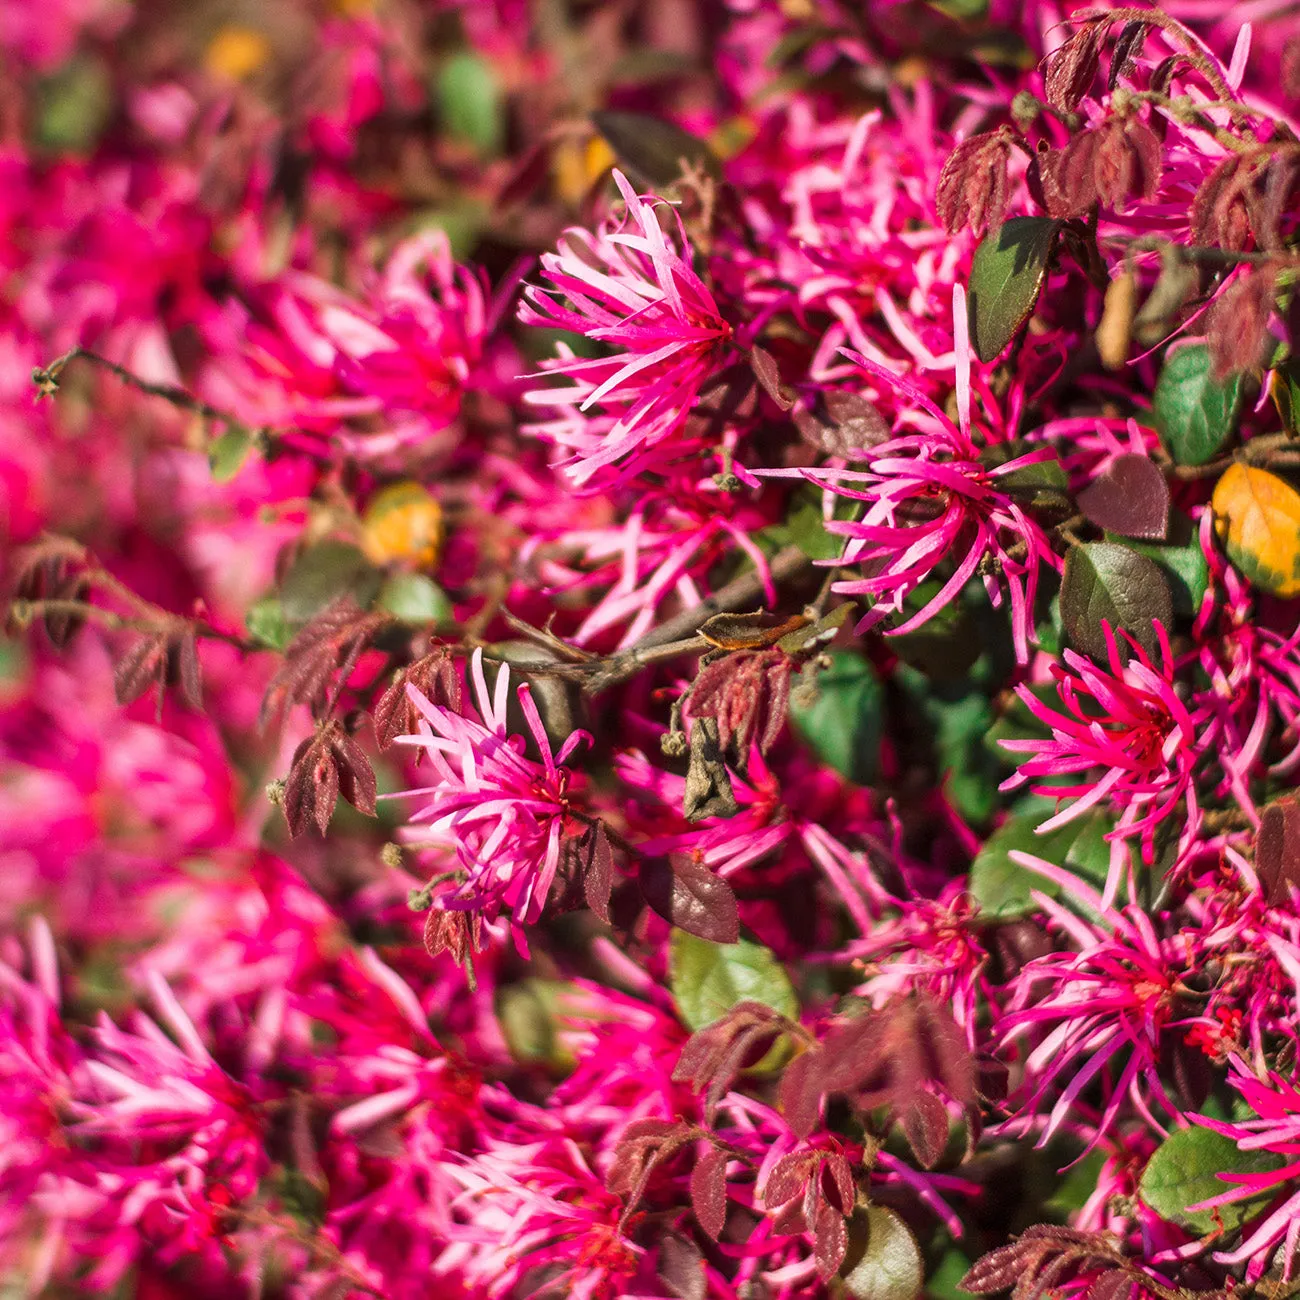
[1153,343,1243,466]
[208,425,254,483]
[378,573,453,627]
[967,217,1059,362]
[437,52,504,156]
[1060,541,1173,660]
[1107,509,1208,618]
[669,930,798,1032]
[969,808,1114,918]
[279,541,383,626]
[790,651,882,785]
[591,111,720,189]
[1139,1125,1282,1233]
[245,596,291,651]
[839,1205,924,1300]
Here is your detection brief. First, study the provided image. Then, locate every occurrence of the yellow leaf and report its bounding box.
[205,26,272,82]
[1212,463,1300,598]
[362,482,443,570]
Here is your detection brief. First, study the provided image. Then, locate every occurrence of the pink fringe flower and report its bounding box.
[389,649,592,950]
[519,170,734,485]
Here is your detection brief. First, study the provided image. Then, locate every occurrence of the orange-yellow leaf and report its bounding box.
[1212,463,1300,598]
[362,482,443,570]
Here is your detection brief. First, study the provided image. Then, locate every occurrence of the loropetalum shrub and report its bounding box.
[6,1,1300,1297]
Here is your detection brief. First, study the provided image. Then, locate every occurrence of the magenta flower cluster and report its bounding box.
[4,2,1300,1299]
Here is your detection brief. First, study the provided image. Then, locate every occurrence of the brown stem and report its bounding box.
[9,596,256,652]
[1105,235,1300,269]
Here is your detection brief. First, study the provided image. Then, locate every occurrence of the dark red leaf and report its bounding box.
[914,996,977,1106]
[641,854,740,943]
[423,907,483,963]
[1086,1271,1134,1300]
[936,129,1013,235]
[793,390,890,458]
[750,345,794,410]
[819,1013,881,1094]
[690,1146,729,1241]
[332,729,378,817]
[959,1242,1034,1294]
[283,733,341,837]
[780,1047,824,1138]
[764,1152,808,1211]
[1207,268,1277,378]
[1108,21,1148,89]
[1256,795,1300,905]
[580,821,615,923]
[657,1232,706,1300]
[814,1202,848,1281]
[1076,454,1170,540]
[114,634,168,708]
[901,1091,950,1169]
[171,627,203,711]
[1044,22,1103,112]
[820,1152,855,1216]
[1191,155,1254,252]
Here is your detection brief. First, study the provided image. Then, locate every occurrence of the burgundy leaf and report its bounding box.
[750,344,794,410]
[691,648,796,763]
[423,907,483,963]
[779,1047,824,1138]
[1044,22,1104,112]
[1075,454,1170,540]
[1190,154,1255,252]
[1256,795,1300,905]
[819,1152,855,1217]
[171,627,203,711]
[332,729,378,817]
[901,1091,950,1169]
[580,820,615,923]
[818,1012,881,1094]
[283,732,341,837]
[641,853,740,943]
[813,1202,848,1281]
[114,634,169,708]
[913,996,977,1106]
[959,1242,1035,1294]
[764,1153,808,1211]
[1207,268,1277,378]
[657,1232,706,1300]
[261,596,389,729]
[373,647,462,749]
[1086,1272,1134,1300]
[1108,21,1148,88]
[936,128,1014,235]
[793,390,890,458]
[607,1118,693,1204]
[690,1146,729,1241]
[1284,33,1300,99]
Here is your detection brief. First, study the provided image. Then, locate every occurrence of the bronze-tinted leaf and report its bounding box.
[1255,795,1300,905]
[640,853,740,943]
[591,111,720,190]
[1075,455,1170,540]
[1044,22,1103,111]
[690,1146,729,1241]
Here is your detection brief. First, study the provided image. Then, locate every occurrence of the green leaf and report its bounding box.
[839,1205,924,1300]
[591,111,720,189]
[969,808,1114,918]
[1139,1126,1283,1233]
[669,930,798,1032]
[789,651,882,785]
[887,582,980,681]
[437,52,504,156]
[208,425,254,482]
[378,572,453,626]
[279,541,383,626]
[495,979,577,1070]
[1059,541,1173,660]
[1153,343,1243,466]
[980,441,1069,498]
[933,690,1000,825]
[35,56,113,154]
[967,217,1059,363]
[765,484,856,561]
[245,596,291,651]
[1106,509,1208,618]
